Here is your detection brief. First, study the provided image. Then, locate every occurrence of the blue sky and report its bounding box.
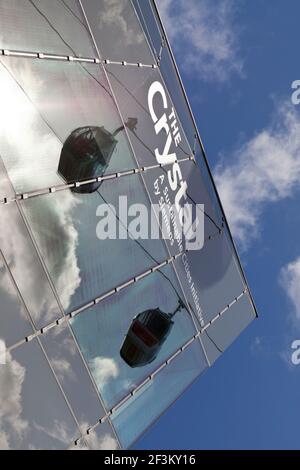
[136,0,300,450]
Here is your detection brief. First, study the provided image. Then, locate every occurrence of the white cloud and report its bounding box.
[280,257,300,323]
[157,0,242,81]
[89,357,119,387]
[0,351,28,449]
[250,336,263,355]
[215,103,300,248]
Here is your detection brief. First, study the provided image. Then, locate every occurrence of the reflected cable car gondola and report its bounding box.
[58,118,138,193]
[120,299,185,368]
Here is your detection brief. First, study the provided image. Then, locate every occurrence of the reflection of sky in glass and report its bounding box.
[0,202,64,329]
[111,341,207,448]
[71,265,198,409]
[81,0,154,64]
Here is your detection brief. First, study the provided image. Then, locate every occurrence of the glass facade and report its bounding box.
[0,0,257,450]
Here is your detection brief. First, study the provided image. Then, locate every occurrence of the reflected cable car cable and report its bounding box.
[205,331,223,354]
[96,188,189,312]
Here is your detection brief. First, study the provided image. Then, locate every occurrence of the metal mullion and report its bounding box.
[1,47,158,67]
[0,156,194,206]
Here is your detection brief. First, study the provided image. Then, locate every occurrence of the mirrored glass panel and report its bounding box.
[0,339,79,450]
[111,340,207,449]
[0,202,63,329]
[70,264,198,409]
[105,64,193,168]
[0,0,95,57]
[21,172,168,314]
[0,254,33,348]
[0,56,137,199]
[173,230,246,329]
[40,323,106,428]
[201,293,256,365]
[80,0,155,64]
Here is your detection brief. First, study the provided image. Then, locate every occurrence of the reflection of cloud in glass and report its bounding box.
[98,0,144,46]
[0,62,81,313]
[90,357,119,387]
[0,351,27,449]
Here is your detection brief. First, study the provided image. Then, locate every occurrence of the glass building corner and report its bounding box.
[0,0,257,450]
